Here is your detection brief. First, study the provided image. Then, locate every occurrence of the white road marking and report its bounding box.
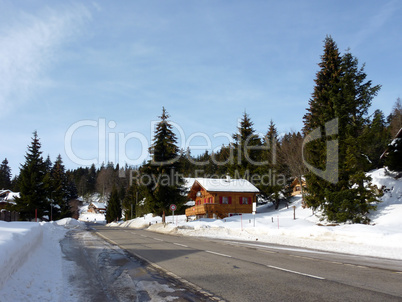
[225,241,329,255]
[267,265,325,280]
[153,238,163,241]
[173,243,188,248]
[205,250,232,258]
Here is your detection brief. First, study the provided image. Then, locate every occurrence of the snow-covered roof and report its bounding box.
[90,202,106,209]
[5,192,20,201]
[0,190,11,197]
[192,177,259,193]
[184,200,195,207]
[183,178,196,191]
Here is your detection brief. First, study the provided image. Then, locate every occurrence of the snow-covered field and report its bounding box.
[0,168,401,300]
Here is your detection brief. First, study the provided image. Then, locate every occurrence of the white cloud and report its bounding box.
[0,4,92,116]
[351,0,399,50]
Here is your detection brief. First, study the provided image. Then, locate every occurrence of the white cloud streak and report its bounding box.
[351,0,399,50]
[0,4,91,116]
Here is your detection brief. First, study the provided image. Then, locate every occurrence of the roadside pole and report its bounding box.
[170,204,177,224]
[252,202,256,227]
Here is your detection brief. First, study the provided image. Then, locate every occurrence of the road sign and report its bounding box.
[170,204,177,211]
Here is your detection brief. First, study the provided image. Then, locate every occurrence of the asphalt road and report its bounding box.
[91,224,402,302]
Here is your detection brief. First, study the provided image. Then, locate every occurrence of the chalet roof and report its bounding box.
[5,192,20,201]
[0,190,11,197]
[90,202,106,209]
[192,177,259,193]
[183,178,196,192]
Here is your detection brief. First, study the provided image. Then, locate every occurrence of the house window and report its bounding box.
[219,196,231,204]
[241,197,249,204]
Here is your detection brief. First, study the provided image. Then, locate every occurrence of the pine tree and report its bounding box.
[303,36,381,223]
[230,112,262,179]
[388,98,402,137]
[258,120,285,208]
[361,110,390,169]
[144,107,185,215]
[15,131,50,220]
[106,186,122,223]
[50,155,70,219]
[0,158,12,189]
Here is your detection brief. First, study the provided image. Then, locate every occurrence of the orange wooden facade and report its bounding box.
[291,177,306,196]
[185,181,258,219]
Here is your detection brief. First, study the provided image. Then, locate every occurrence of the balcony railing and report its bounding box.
[185,203,252,218]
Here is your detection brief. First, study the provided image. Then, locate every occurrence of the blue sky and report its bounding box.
[1,0,401,176]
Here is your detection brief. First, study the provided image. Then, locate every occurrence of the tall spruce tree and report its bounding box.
[303,36,381,223]
[0,158,12,189]
[258,120,284,208]
[230,112,261,179]
[361,110,390,169]
[144,107,185,215]
[15,131,50,220]
[106,186,122,223]
[50,155,69,219]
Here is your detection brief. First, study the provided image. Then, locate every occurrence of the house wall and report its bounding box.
[188,191,256,218]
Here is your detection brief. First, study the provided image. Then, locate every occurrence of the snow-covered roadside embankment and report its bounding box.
[0,221,43,289]
[0,218,85,301]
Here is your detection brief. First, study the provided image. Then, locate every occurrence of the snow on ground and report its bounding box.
[77,204,106,224]
[112,168,402,260]
[0,219,86,301]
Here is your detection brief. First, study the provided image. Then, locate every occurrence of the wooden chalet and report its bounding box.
[290,177,306,196]
[185,177,259,219]
[88,202,106,214]
[0,190,19,210]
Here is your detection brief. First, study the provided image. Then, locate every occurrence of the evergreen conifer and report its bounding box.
[303,36,381,223]
[0,158,12,189]
[144,107,185,215]
[15,131,49,220]
[106,186,122,223]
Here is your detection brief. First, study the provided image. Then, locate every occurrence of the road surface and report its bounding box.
[90,224,402,302]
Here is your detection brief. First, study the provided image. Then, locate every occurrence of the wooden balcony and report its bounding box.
[185,203,252,219]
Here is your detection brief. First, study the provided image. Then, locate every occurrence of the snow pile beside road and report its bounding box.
[0,219,84,300]
[55,217,87,229]
[0,222,43,289]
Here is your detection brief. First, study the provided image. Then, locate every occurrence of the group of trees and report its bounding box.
[3,36,401,223]
[2,132,78,220]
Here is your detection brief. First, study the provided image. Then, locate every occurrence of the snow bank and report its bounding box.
[0,221,69,301]
[0,218,83,291]
[55,217,86,229]
[0,222,43,289]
